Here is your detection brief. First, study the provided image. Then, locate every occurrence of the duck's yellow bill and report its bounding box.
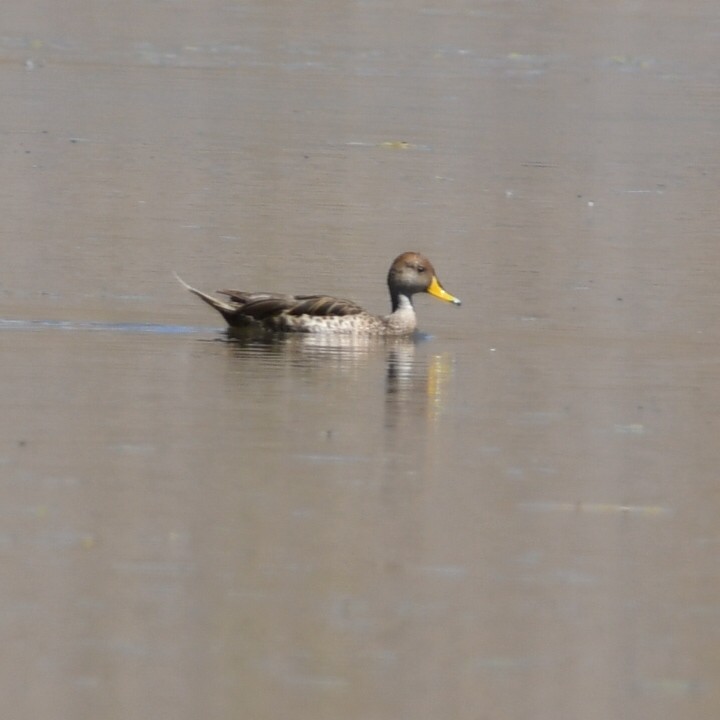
[427,276,462,306]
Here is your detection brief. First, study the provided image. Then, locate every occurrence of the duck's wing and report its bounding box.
[218,291,366,320]
[176,272,367,327]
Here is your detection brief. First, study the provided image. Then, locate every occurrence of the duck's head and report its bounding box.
[387,252,462,311]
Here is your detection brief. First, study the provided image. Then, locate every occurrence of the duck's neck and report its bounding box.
[386,292,417,333]
[390,291,414,313]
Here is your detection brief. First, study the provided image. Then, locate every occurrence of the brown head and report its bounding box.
[386,252,462,311]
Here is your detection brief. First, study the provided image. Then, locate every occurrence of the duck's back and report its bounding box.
[216,290,386,332]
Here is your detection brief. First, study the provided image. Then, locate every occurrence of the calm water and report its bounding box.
[2,1,720,719]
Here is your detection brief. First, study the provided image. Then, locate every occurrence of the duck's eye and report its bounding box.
[416,265,426,273]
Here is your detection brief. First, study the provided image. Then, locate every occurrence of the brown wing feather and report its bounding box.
[287,295,365,317]
[217,291,364,319]
[217,290,294,304]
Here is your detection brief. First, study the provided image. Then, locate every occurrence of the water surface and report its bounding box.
[2,1,720,719]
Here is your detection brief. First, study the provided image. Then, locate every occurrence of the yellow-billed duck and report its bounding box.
[175,251,461,335]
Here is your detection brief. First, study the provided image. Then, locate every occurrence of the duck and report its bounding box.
[175,251,461,335]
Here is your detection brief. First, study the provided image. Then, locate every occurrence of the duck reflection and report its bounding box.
[222,328,454,427]
[385,342,455,425]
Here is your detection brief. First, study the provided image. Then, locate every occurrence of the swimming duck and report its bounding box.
[175,251,461,335]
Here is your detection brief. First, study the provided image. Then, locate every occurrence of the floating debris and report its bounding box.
[614,423,645,435]
[519,501,672,517]
[379,140,412,149]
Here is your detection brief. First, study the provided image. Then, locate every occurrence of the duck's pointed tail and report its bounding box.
[174,272,237,323]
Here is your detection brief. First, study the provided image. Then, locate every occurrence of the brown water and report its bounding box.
[2,1,720,718]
